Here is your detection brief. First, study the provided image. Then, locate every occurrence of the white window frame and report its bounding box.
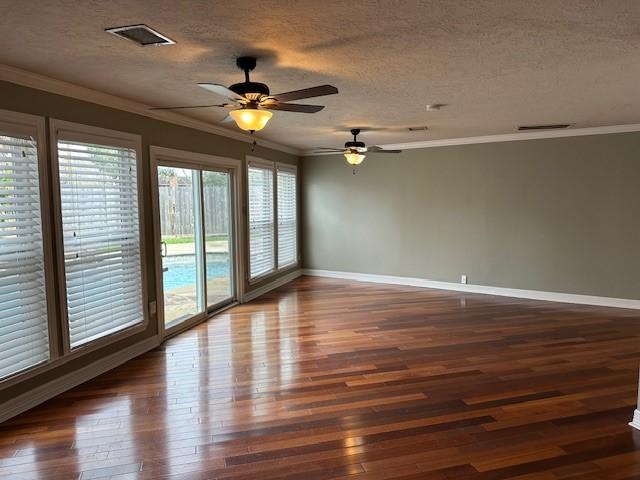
[49,119,149,356]
[246,156,299,285]
[0,109,58,388]
[246,157,276,283]
[276,162,299,270]
[149,146,244,340]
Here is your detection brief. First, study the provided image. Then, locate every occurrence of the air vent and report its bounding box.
[517,124,572,131]
[105,24,175,46]
[408,126,429,132]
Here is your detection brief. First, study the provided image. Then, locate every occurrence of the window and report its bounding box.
[0,117,50,380]
[247,159,298,281]
[277,165,297,268]
[54,123,144,349]
[247,162,274,279]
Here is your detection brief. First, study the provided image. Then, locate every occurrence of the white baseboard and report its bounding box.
[302,269,640,310]
[0,335,160,424]
[242,269,302,303]
[631,410,640,431]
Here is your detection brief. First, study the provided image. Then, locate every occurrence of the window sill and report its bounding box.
[0,319,148,392]
[248,262,300,286]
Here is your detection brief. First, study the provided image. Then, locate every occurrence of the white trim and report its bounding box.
[247,155,276,169]
[150,145,242,170]
[0,63,300,155]
[0,335,160,424]
[302,269,640,310]
[301,123,640,156]
[0,107,45,137]
[631,410,640,431]
[276,161,298,173]
[242,269,302,303]
[51,118,141,148]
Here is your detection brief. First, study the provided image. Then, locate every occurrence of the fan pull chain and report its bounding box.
[250,131,256,152]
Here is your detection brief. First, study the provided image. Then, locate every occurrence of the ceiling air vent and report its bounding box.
[105,24,175,46]
[517,124,572,131]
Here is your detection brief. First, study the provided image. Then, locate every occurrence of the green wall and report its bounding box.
[0,80,298,402]
[302,132,640,300]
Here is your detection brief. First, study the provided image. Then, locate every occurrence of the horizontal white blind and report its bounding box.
[57,139,143,348]
[248,164,274,279]
[0,133,49,379]
[277,168,297,268]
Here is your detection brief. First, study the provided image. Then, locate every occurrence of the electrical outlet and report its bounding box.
[148,300,157,315]
[461,275,467,284]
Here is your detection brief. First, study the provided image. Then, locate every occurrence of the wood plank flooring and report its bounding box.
[1,276,639,479]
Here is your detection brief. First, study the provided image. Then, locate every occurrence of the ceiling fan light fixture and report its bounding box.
[229,108,273,132]
[344,152,366,165]
[150,57,338,133]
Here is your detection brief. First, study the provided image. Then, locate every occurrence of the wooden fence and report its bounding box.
[158,184,229,236]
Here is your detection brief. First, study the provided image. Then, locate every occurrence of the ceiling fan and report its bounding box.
[314,129,402,165]
[150,56,338,133]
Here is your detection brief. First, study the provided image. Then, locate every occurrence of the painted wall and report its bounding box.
[0,80,298,402]
[302,132,640,300]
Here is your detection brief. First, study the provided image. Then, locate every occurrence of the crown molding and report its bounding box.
[6,64,638,159]
[302,123,640,156]
[0,64,301,156]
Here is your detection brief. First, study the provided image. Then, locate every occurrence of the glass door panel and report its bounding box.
[157,166,205,327]
[202,170,233,308]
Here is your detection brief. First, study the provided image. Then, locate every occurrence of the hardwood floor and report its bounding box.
[1,276,639,479]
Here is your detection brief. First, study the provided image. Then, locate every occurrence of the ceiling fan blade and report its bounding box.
[367,146,402,153]
[221,114,235,123]
[261,103,325,113]
[312,148,345,153]
[149,103,233,111]
[271,85,338,102]
[197,83,246,101]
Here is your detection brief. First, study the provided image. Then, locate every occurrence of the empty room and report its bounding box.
[0,1,639,479]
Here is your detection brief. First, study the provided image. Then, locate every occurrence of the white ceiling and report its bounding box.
[1,0,639,151]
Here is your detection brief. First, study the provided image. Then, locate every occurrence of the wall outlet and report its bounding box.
[148,300,157,315]
[461,275,468,284]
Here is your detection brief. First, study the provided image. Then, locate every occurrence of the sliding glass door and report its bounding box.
[156,160,235,332]
[202,171,233,307]
[158,166,204,326]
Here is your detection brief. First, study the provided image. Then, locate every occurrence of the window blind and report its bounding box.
[0,133,49,379]
[248,164,274,279]
[277,168,297,268]
[57,139,144,348]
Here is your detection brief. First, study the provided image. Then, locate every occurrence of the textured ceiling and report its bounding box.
[1,0,639,151]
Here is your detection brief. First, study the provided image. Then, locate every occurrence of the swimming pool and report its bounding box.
[162,253,230,291]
